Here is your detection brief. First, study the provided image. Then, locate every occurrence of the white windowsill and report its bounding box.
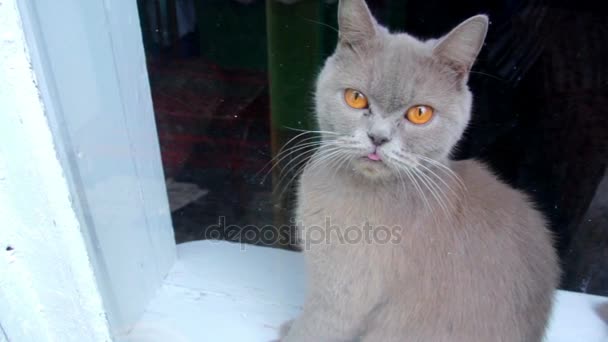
[123,241,608,342]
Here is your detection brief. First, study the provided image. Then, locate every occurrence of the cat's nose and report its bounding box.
[367,133,390,146]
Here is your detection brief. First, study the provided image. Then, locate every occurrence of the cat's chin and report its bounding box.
[351,158,393,180]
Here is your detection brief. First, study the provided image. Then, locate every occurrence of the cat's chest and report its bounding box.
[298,172,419,230]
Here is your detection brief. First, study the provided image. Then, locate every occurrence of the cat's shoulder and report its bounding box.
[453,159,512,190]
[453,159,533,210]
[452,160,554,258]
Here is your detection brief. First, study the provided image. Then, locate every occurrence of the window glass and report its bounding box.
[136,0,607,296]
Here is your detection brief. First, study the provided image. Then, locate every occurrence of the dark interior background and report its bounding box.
[136,0,607,296]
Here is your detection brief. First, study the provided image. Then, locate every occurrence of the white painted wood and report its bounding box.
[0,323,8,342]
[546,291,608,342]
[123,241,305,342]
[125,241,608,342]
[15,0,176,334]
[0,0,112,340]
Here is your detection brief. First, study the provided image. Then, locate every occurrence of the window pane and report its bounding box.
[136,0,607,296]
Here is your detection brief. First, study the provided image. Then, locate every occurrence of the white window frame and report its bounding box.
[1,0,175,339]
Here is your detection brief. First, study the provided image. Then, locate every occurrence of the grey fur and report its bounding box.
[281,0,559,341]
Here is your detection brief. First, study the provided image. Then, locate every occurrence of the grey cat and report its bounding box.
[279,0,560,341]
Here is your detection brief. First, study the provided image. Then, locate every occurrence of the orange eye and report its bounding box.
[344,89,369,109]
[406,105,434,125]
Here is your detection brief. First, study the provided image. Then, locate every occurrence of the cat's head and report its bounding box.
[315,0,488,180]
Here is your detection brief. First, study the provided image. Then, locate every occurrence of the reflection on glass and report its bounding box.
[136,0,607,296]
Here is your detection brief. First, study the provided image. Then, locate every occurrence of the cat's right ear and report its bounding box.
[432,15,489,76]
[338,0,377,46]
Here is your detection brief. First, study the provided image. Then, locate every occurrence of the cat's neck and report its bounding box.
[305,156,464,218]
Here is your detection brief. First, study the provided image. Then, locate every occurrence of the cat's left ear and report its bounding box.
[338,0,377,46]
[433,15,489,76]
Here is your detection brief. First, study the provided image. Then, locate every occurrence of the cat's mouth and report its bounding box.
[354,149,391,179]
[365,148,383,162]
[366,152,382,162]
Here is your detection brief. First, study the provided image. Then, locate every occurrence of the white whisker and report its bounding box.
[402,166,433,217]
[275,145,343,198]
[411,167,451,217]
[260,140,327,182]
[416,155,467,192]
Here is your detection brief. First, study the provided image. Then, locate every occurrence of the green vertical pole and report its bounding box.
[266,0,323,247]
[266,0,322,131]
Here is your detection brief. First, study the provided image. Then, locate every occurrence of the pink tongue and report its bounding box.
[367,152,381,161]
